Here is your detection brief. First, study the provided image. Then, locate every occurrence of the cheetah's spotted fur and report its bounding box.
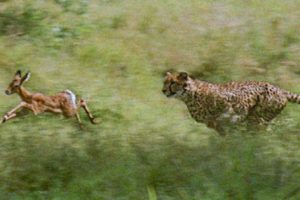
[162,72,300,135]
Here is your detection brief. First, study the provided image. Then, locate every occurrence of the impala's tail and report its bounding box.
[64,89,77,109]
[286,91,300,104]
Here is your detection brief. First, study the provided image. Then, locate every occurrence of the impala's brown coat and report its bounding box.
[162,72,300,135]
[2,70,96,125]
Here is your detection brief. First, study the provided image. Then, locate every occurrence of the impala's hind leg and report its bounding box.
[78,99,97,124]
[74,111,84,129]
[75,112,82,124]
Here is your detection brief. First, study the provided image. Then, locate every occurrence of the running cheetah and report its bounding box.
[162,72,300,135]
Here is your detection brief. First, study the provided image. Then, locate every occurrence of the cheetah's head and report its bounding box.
[162,72,189,98]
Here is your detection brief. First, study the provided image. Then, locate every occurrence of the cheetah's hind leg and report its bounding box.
[246,120,268,135]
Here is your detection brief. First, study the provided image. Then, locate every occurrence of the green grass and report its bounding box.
[0,0,299,199]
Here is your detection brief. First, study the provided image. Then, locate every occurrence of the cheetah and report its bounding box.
[162,72,300,135]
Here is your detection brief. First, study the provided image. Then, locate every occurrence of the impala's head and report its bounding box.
[162,71,190,98]
[5,70,31,95]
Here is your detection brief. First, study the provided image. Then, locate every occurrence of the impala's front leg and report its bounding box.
[1,102,34,123]
[2,113,18,123]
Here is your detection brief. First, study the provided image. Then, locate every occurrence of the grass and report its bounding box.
[0,0,299,199]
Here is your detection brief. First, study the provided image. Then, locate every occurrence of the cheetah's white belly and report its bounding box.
[218,110,243,123]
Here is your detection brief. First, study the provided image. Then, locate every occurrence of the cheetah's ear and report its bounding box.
[178,72,188,80]
[166,72,172,76]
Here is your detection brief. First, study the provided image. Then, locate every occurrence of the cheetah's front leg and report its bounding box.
[207,121,226,136]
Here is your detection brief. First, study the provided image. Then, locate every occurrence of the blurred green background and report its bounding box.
[0,0,299,199]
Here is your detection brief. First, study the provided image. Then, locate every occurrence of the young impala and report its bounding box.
[2,70,97,126]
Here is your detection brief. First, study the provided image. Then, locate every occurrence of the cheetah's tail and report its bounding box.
[286,91,300,104]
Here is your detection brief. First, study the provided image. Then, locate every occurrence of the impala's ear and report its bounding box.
[20,71,31,85]
[178,72,188,80]
[15,70,22,77]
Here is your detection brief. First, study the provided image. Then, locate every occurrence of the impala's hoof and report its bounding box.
[1,117,7,124]
[79,124,84,130]
[91,118,99,124]
[1,114,9,123]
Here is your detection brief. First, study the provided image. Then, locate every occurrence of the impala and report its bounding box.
[2,70,97,126]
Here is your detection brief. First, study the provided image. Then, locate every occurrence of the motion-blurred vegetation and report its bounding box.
[0,0,299,199]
